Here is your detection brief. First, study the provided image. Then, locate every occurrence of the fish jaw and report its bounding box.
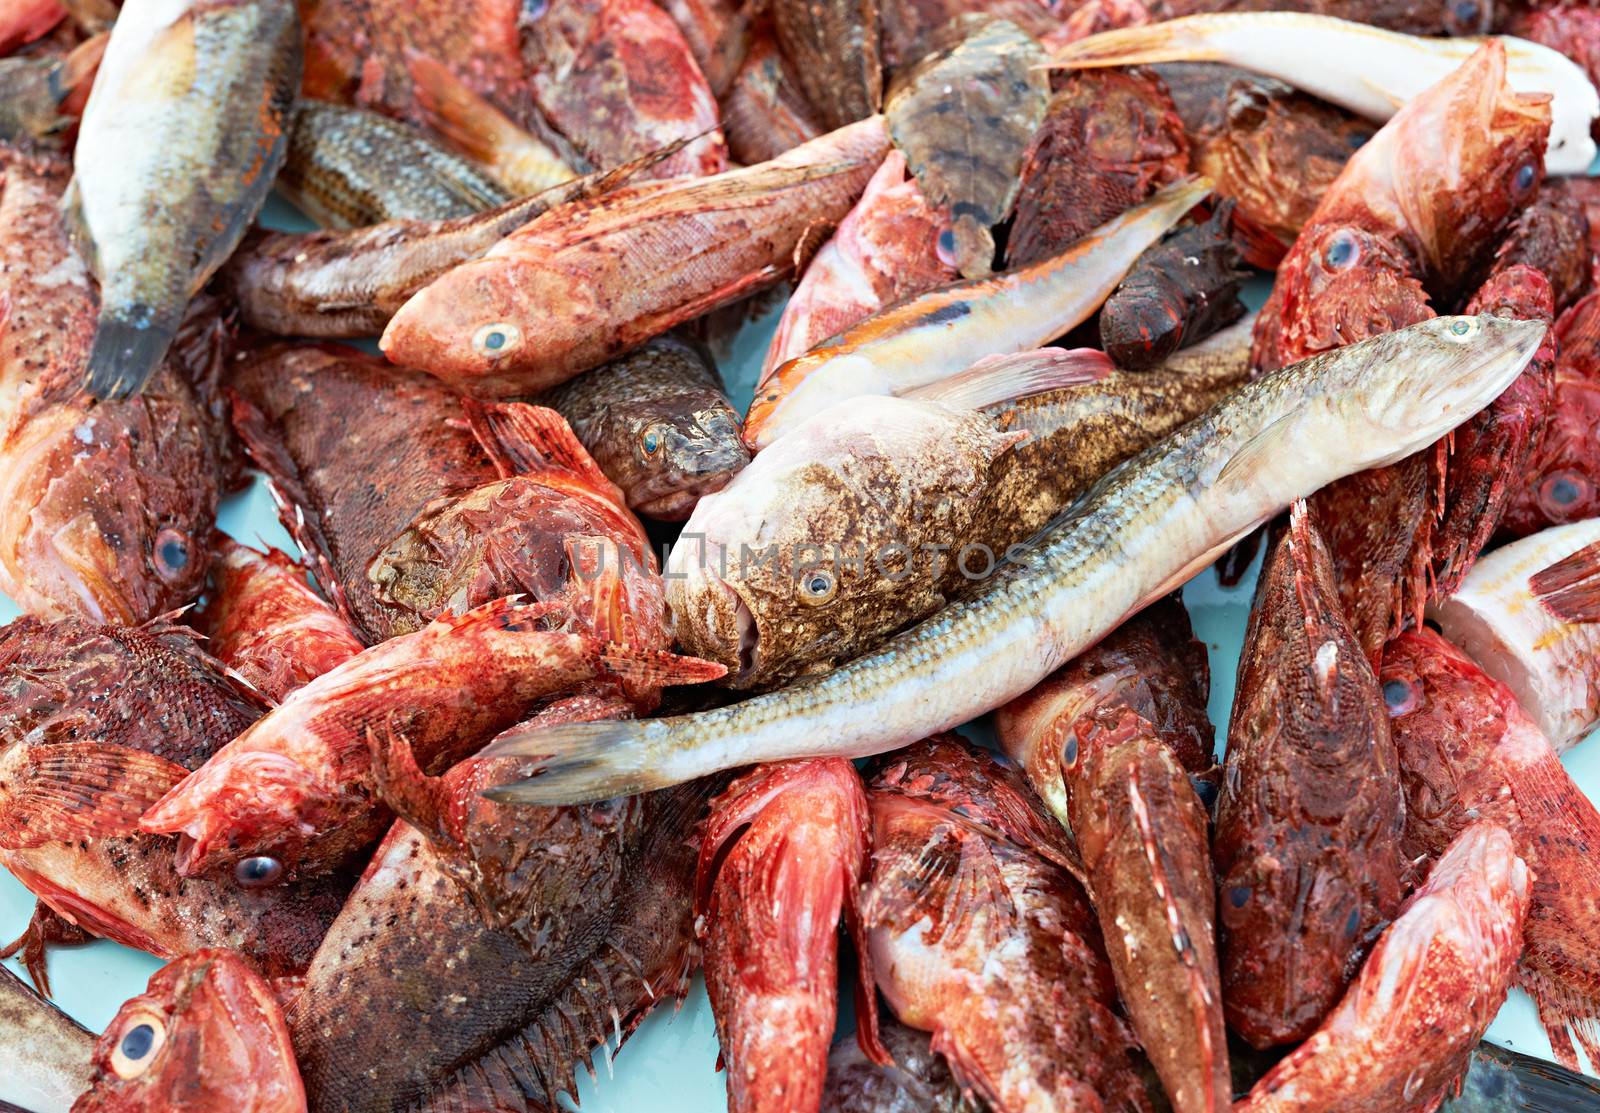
[665,535,760,682]
[141,750,331,880]
[379,253,533,386]
[631,407,752,520]
[75,950,306,1113]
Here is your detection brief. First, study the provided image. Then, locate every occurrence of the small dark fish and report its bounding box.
[769,0,881,131]
[278,99,510,228]
[224,145,681,339]
[1214,503,1407,1049]
[1008,66,1190,269]
[289,723,721,1113]
[885,17,1048,277]
[535,335,748,521]
[74,950,306,1113]
[0,614,347,983]
[0,31,100,149]
[1489,181,1592,314]
[70,0,301,400]
[1099,202,1247,371]
[820,1016,979,1113]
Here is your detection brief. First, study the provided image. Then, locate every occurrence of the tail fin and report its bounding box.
[1048,16,1222,69]
[909,347,1113,410]
[1531,540,1600,624]
[479,719,666,804]
[1452,1041,1600,1110]
[0,742,190,848]
[598,643,726,688]
[84,312,176,401]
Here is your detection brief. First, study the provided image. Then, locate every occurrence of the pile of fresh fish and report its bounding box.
[6,1,1600,1111]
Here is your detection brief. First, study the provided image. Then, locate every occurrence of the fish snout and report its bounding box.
[141,751,321,882]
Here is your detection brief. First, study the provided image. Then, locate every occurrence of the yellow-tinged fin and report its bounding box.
[1048,18,1222,69]
[0,742,190,849]
[908,347,1113,410]
[1214,407,1298,491]
[1531,539,1600,624]
[479,720,667,804]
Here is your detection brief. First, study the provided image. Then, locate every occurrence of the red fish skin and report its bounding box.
[1234,822,1530,1113]
[1501,290,1600,538]
[0,614,346,981]
[863,737,1152,1113]
[717,23,824,169]
[995,599,1226,1113]
[696,759,881,1113]
[524,0,728,179]
[0,150,224,627]
[1008,67,1189,269]
[140,597,722,879]
[1490,182,1592,314]
[1382,628,1600,1071]
[1511,5,1600,143]
[195,535,363,703]
[0,0,64,55]
[72,949,306,1113]
[1213,505,1408,1049]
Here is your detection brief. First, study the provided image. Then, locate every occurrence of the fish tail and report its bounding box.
[1459,1043,1600,1110]
[84,311,177,401]
[406,51,540,169]
[1048,17,1224,70]
[598,643,726,688]
[1521,965,1600,1075]
[1531,540,1600,624]
[908,347,1113,410]
[478,719,668,804]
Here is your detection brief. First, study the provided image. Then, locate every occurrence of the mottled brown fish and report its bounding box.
[278,99,510,228]
[1213,504,1407,1048]
[770,0,880,130]
[227,344,665,648]
[70,0,301,400]
[717,22,823,166]
[0,613,347,986]
[1488,181,1592,314]
[0,150,225,626]
[885,17,1048,277]
[0,31,100,150]
[536,335,748,521]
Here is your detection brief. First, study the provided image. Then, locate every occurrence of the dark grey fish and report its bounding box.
[0,964,93,1113]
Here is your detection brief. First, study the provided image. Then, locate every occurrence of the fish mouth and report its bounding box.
[142,751,318,877]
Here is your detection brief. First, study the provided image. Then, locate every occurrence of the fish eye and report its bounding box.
[1445,318,1477,341]
[1513,160,1538,196]
[1539,471,1589,513]
[936,228,958,266]
[1060,732,1079,768]
[470,322,522,357]
[1322,230,1360,271]
[1446,0,1482,31]
[109,1011,166,1079]
[235,855,284,889]
[798,569,836,605]
[152,528,191,582]
[638,425,666,460]
[522,0,548,18]
[1382,677,1419,716]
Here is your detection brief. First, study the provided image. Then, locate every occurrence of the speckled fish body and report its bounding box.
[536,335,748,521]
[862,738,1152,1112]
[380,118,892,396]
[74,950,306,1113]
[196,535,363,703]
[227,344,661,646]
[1488,182,1592,314]
[995,598,1226,1113]
[278,100,509,228]
[718,24,822,166]
[759,149,956,383]
[0,614,346,979]
[0,150,224,627]
[523,0,727,179]
[287,771,719,1113]
[70,0,301,400]
[485,314,1546,804]
[1214,506,1407,1048]
[0,964,93,1113]
[1383,628,1600,1071]
[769,0,879,131]
[1233,822,1529,1113]
[1429,517,1600,752]
[669,319,1250,691]
[1051,12,1598,173]
[744,177,1207,449]
[225,154,653,339]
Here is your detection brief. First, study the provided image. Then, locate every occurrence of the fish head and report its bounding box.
[1319,314,1548,463]
[75,950,305,1113]
[1272,222,1434,362]
[1388,41,1551,297]
[140,749,336,884]
[607,396,751,521]
[1503,294,1600,534]
[379,254,552,388]
[0,383,215,625]
[667,398,1011,688]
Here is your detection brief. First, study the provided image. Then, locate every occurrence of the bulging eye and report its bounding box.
[1445,0,1484,33]
[235,855,284,889]
[1539,471,1589,514]
[110,1010,167,1079]
[471,323,522,357]
[1322,230,1360,271]
[1382,677,1419,716]
[1513,159,1538,197]
[1445,317,1478,341]
[638,425,666,460]
[798,569,836,605]
[152,528,192,582]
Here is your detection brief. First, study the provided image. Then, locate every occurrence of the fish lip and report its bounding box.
[632,460,746,519]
